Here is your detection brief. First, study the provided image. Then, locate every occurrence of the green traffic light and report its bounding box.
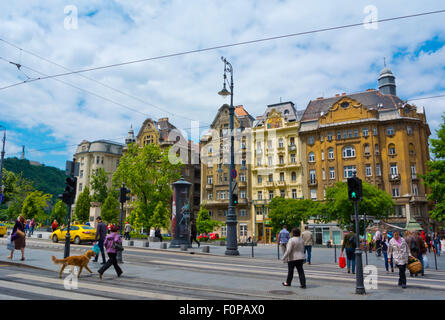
[351,192,357,198]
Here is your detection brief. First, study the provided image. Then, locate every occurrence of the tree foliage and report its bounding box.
[313,181,394,229]
[268,198,318,234]
[148,201,170,230]
[21,190,52,221]
[90,168,109,204]
[51,200,68,225]
[100,190,120,224]
[0,169,35,220]
[112,143,182,231]
[196,204,221,234]
[421,114,445,222]
[74,186,91,223]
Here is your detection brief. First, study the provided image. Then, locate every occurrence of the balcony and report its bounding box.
[411,174,418,181]
[265,181,274,188]
[256,149,263,155]
[238,198,248,205]
[389,174,401,183]
[410,195,427,202]
[239,180,247,187]
[206,184,213,190]
[276,180,286,187]
[288,144,296,151]
[308,179,318,187]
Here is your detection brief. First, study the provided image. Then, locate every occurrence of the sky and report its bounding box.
[0,0,444,169]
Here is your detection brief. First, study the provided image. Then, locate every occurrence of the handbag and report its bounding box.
[6,236,14,251]
[92,243,100,255]
[112,240,124,252]
[407,256,422,274]
[339,252,346,268]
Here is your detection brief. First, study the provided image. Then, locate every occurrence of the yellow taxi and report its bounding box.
[51,224,96,244]
[0,223,7,237]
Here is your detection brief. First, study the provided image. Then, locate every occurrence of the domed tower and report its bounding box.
[378,67,397,95]
[125,125,136,146]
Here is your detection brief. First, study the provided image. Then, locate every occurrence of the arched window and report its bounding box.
[342,146,355,158]
[328,148,334,159]
[308,152,315,162]
[291,172,297,182]
[388,143,396,155]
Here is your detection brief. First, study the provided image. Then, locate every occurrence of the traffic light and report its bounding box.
[347,176,362,201]
[59,176,77,205]
[232,193,238,206]
[120,186,131,203]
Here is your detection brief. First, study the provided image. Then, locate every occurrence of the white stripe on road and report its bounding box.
[0,280,112,300]
[10,273,197,300]
[0,292,27,300]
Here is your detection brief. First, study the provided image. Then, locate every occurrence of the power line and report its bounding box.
[0,37,209,124]
[0,9,444,91]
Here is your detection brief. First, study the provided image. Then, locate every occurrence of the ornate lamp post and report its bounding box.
[218,57,239,256]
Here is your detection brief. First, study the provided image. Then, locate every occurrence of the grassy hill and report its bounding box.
[3,157,66,202]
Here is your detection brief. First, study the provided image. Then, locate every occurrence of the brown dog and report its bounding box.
[52,250,96,278]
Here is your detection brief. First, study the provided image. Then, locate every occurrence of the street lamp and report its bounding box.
[0,126,6,206]
[218,56,239,256]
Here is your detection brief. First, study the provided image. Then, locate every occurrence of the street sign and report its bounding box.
[231,168,237,179]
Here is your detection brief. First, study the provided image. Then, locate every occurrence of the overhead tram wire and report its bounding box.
[0,38,209,125]
[0,9,444,92]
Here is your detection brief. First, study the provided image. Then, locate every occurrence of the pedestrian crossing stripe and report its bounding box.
[11,273,197,300]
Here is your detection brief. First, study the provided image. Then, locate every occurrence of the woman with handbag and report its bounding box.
[7,215,26,261]
[341,228,356,274]
[98,225,123,279]
[387,231,411,289]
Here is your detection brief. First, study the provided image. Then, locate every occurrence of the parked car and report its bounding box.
[51,225,96,244]
[0,223,7,237]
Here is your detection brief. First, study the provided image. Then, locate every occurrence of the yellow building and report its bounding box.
[299,68,431,244]
[251,102,304,243]
[200,104,254,241]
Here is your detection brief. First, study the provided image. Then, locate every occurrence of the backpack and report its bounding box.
[410,238,418,251]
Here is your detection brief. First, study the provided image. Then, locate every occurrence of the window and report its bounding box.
[366,164,372,176]
[337,131,341,140]
[240,210,247,218]
[224,173,228,182]
[278,138,284,148]
[329,167,335,179]
[291,172,297,182]
[267,140,273,150]
[241,159,247,168]
[308,136,315,145]
[280,190,286,198]
[257,158,262,167]
[321,150,325,161]
[386,126,394,135]
[373,127,378,136]
[322,168,326,180]
[309,170,316,182]
[290,154,296,163]
[79,183,83,192]
[407,126,413,135]
[354,128,359,137]
[363,127,369,137]
[376,164,381,176]
[269,191,274,200]
[411,164,416,178]
[327,132,333,141]
[240,174,246,182]
[268,156,273,166]
[343,130,347,139]
[207,193,213,200]
[320,134,324,142]
[390,164,398,176]
[292,189,297,199]
[308,152,315,162]
[375,144,380,155]
[348,129,353,138]
[96,156,100,164]
[290,137,295,146]
[310,189,317,200]
[388,143,396,155]
[221,192,227,200]
[240,224,248,236]
[257,191,262,200]
[342,146,356,158]
[240,190,246,199]
[344,165,356,178]
[279,155,284,165]
[280,172,285,182]
[392,187,400,197]
[328,148,334,159]
[409,143,415,156]
[207,176,213,184]
[79,170,84,178]
[412,184,418,196]
[257,175,262,184]
[364,144,370,155]
[268,174,273,182]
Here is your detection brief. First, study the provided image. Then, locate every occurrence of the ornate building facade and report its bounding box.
[251,102,304,243]
[299,68,431,244]
[200,105,254,241]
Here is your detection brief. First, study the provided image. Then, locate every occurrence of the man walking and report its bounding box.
[93,216,107,264]
[302,226,314,264]
[375,229,383,256]
[124,221,132,240]
[278,225,290,256]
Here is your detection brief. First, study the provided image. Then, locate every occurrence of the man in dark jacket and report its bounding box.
[406,231,426,276]
[93,216,107,264]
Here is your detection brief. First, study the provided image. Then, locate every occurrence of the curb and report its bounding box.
[0,259,52,272]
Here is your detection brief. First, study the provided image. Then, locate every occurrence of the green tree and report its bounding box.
[112,143,182,231]
[90,168,109,204]
[421,114,445,222]
[268,198,318,234]
[74,186,91,223]
[21,190,52,221]
[51,200,68,225]
[101,190,120,224]
[1,170,35,221]
[196,204,221,234]
[314,181,394,233]
[148,201,170,229]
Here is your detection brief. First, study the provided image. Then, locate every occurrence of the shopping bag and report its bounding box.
[423,255,429,269]
[339,252,346,268]
[92,243,100,255]
[6,236,14,251]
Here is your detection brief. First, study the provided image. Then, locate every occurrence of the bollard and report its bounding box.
[251,242,254,258]
[434,248,438,270]
[180,244,188,251]
[161,243,167,249]
[334,244,337,263]
[202,245,210,253]
[144,241,150,248]
[37,234,42,239]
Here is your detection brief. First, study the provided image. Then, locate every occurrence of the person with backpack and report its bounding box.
[341,228,357,274]
[98,225,123,279]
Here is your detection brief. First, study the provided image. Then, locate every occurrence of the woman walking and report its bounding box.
[433,232,441,256]
[98,225,123,279]
[190,220,200,248]
[341,228,357,274]
[382,231,394,273]
[387,231,411,289]
[7,215,26,261]
[282,228,306,288]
